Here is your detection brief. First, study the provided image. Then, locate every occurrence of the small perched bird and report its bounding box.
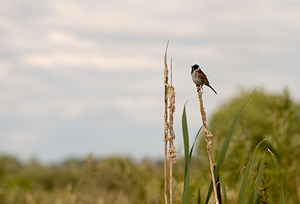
[191,64,217,94]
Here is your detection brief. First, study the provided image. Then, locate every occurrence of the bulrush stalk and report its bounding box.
[196,86,219,204]
[163,42,176,204]
[168,59,176,204]
[163,42,169,204]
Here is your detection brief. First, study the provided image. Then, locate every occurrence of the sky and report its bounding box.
[1,0,300,163]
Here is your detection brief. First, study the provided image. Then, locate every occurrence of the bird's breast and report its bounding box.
[192,72,203,86]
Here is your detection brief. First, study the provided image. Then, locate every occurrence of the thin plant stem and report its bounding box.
[164,42,169,204]
[197,86,219,204]
[168,59,176,204]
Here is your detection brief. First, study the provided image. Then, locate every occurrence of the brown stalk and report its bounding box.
[168,58,176,204]
[163,42,169,204]
[197,85,219,204]
[163,42,176,204]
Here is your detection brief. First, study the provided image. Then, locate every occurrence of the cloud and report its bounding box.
[1,130,39,150]
[20,52,161,71]
[0,60,12,77]
[114,95,162,124]
[46,30,93,49]
[1,0,300,162]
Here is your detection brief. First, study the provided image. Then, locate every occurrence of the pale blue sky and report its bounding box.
[1,0,300,163]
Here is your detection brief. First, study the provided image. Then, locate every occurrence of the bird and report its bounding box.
[191,64,217,94]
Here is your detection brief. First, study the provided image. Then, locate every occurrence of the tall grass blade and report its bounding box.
[205,94,252,204]
[182,103,189,171]
[268,149,284,204]
[198,188,201,204]
[182,103,201,204]
[220,176,227,204]
[236,139,266,204]
[248,151,265,204]
[182,104,190,204]
[254,152,265,204]
[190,128,201,159]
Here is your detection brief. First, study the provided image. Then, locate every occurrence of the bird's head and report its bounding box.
[191,64,200,73]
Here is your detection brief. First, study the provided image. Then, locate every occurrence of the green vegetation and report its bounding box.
[0,88,299,203]
[0,155,166,204]
[197,88,300,203]
[180,88,298,203]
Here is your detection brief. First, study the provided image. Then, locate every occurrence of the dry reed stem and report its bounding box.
[197,85,219,204]
[168,59,176,204]
[163,42,176,204]
[163,42,169,204]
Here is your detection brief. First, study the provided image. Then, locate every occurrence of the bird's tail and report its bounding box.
[207,84,217,94]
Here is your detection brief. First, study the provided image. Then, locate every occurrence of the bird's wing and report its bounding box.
[196,69,209,83]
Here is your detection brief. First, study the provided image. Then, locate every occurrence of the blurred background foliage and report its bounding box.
[0,155,166,204]
[197,88,300,203]
[0,88,299,203]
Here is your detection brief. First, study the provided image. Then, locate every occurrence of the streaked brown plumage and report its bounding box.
[191,64,217,94]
